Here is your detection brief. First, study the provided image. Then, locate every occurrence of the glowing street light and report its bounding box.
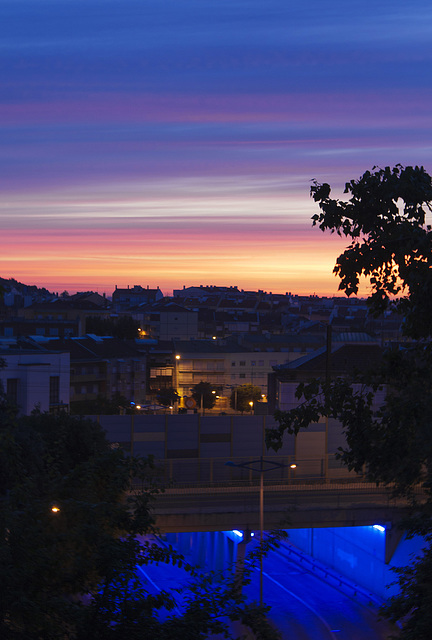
[174,355,181,398]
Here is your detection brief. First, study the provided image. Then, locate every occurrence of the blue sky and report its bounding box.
[1,0,431,294]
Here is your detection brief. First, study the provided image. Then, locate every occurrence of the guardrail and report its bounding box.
[147,454,363,488]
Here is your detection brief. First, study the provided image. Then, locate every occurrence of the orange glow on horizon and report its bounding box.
[0,177,371,298]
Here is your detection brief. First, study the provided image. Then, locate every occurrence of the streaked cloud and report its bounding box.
[1,0,431,295]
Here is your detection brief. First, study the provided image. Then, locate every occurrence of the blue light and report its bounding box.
[373,524,385,532]
[232,529,243,538]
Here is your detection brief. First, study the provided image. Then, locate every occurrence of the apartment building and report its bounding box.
[0,341,70,414]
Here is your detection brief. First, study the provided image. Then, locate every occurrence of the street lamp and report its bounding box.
[225,456,286,606]
[174,355,181,402]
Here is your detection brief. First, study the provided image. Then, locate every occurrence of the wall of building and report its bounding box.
[176,350,307,399]
[0,351,70,414]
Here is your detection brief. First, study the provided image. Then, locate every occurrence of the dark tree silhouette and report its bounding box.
[267,165,432,639]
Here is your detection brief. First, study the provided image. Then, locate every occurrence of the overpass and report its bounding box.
[141,456,423,563]
[152,480,414,534]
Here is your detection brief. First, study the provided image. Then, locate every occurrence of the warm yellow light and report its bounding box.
[212,390,216,394]
[290,464,297,469]
[51,506,60,513]
[249,401,254,407]
[136,405,141,409]
[175,355,181,360]
[212,336,217,340]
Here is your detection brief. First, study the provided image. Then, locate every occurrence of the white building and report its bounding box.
[0,345,70,414]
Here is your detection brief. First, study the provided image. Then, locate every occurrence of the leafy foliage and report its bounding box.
[70,392,131,415]
[156,387,180,407]
[85,315,140,340]
[230,384,262,413]
[1,404,281,639]
[267,165,432,638]
[191,381,219,410]
[311,164,432,339]
[384,545,432,640]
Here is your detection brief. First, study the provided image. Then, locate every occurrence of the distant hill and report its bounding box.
[0,277,52,297]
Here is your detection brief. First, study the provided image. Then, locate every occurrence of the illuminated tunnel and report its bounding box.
[164,526,425,599]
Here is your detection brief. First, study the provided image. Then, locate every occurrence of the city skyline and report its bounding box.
[2,0,432,297]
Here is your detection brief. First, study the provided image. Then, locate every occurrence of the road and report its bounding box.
[243,540,398,639]
[151,481,414,532]
[138,534,399,639]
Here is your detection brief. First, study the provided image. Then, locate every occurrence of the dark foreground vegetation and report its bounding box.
[268,165,432,639]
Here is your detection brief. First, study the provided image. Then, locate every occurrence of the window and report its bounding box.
[239,373,246,379]
[231,361,236,367]
[49,376,60,405]
[239,361,246,366]
[251,360,256,366]
[6,378,18,405]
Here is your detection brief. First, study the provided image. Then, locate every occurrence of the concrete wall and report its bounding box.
[93,414,293,459]
[164,525,426,602]
[91,413,356,482]
[286,525,425,599]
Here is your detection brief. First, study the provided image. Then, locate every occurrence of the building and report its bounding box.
[112,285,163,311]
[32,335,147,409]
[17,298,112,336]
[132,301,198,341]
[171,335,323,411]
[268,341,385,465]
[0,340,70,414]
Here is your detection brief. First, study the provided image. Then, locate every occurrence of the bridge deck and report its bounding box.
[147,479,420,533]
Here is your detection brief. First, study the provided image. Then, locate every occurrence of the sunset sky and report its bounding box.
[1,0,431,297]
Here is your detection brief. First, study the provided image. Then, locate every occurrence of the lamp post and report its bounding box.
[225,456,286,606]
[174,355,181,408]
[225,384,238,412]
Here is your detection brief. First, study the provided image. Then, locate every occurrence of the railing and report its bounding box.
[147,454,362,488]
